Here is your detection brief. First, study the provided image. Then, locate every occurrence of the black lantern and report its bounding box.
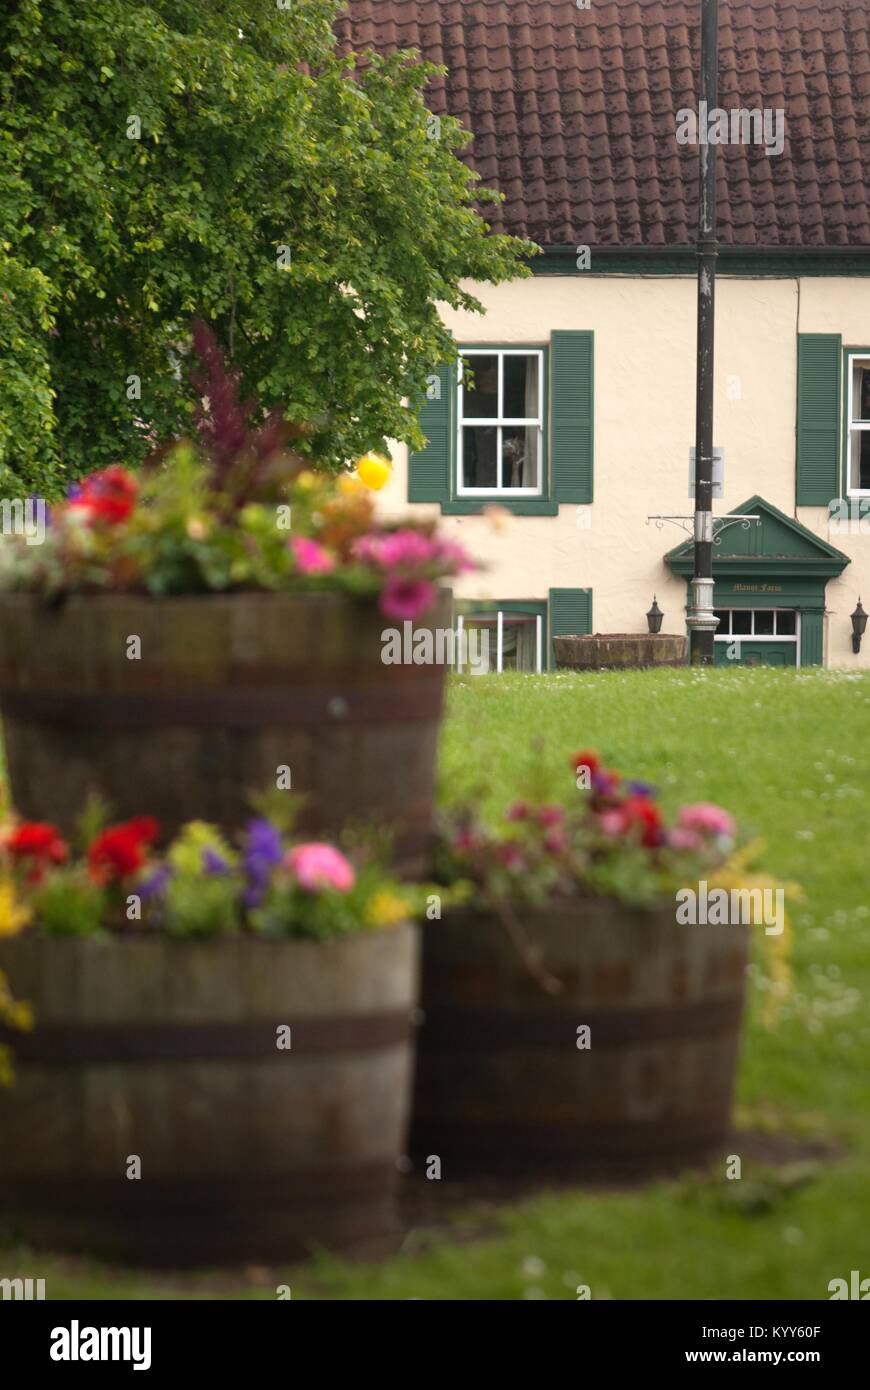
[646,596,664,634]
[851,598,867,654]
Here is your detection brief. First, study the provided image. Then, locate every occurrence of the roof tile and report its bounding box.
[338,0,870,248]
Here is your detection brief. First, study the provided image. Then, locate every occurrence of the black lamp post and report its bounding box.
[687,0,720,665]
[647,596,664,634]
[851,598,867,654]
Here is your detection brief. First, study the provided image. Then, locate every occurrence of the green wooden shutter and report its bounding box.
[408,364,451,503]
[549,587,592,667]
[796,334,841,505]
[550,330,593,503]
[800,609,824,667]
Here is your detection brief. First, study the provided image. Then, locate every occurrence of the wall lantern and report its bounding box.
[646,596,664,634]
[851,598,867,654]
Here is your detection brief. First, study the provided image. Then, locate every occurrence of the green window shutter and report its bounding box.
[549,587,592,667]
[796,334,841,505]
[408,365,451,503]
[800,610,824,667]
[550,330,594,503]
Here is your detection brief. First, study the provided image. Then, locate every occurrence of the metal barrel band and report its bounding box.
[417,995,745,1050]
[0,1161,400,1210]
[0,681,444,729]
[0,1010,413,1064]
[409,1116,732,1161]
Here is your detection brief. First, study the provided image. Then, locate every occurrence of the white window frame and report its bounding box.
[455,607,544,674]
[713,608,801,667]
[846,351,870,498]
[457,348,544,497]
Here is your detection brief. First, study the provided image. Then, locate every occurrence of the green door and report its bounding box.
[714,640,797,668]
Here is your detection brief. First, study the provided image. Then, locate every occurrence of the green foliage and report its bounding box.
[0,1,532,493]
[31,868,106,936]
[162,873,243,939]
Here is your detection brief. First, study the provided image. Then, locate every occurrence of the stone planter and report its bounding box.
[411,899,749,1179]
[553,633,688,671]
[0,926,419,1264]
[0,590,451,871]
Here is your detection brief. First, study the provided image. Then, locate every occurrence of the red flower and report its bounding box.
[505,801,530,822]
[621,795,664,849]
[571,749,600,776]
[496,842,526,872]
[6,821,68,864]
[537,804,565,827]
[69,467,138,525]
[88,817,159,882]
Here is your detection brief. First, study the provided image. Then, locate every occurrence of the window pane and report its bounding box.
[754,610,775,634]
[462,426,498,488]
[714,610,730,634]
[501,426,539,489]
[501,615,539,672]
[503,355,538,419]
[852,360,870,422]
[732,610,751,635]
[776,610,796,635]
[462,356,498,419]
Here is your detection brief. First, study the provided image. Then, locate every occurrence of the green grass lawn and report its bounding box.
[3,667,869,1299]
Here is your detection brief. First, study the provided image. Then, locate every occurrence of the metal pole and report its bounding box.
[688,0,719,664]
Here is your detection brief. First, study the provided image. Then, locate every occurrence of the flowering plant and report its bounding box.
[0,323,475,621]
[437,749,743,911]
[0,807,427,942]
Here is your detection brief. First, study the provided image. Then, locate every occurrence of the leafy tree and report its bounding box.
[0,0,531,494]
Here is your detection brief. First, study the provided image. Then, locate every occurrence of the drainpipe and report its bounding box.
[688,0,720,664]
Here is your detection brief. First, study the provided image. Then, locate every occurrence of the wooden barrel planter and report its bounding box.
[0,926,419,1265]
[411,899,749,1180]
[553,633,688,671]
[0,591,450,871]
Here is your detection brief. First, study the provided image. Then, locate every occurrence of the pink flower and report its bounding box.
[543,829,568,855]
[354,529,436,570]
[431,537,476,575]
[599,810,626,838]
[286,843,355,893]
[505,801,530,822]
[379,576,437,621]
[677,803,736,838]
[668,828,701,852]
[290,536,336,575]
[537,804,564,828]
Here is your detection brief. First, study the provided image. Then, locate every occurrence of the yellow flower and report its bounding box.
[296,470,319,491]
[364,889,410,930]
[337,473,365,497]
[0,879,32,938]
[355,452,392,491]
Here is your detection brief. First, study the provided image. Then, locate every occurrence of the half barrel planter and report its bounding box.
[0,591,450,871]
[411,898,749,1179]
[0,925,419,1264]
[553,633,689,671]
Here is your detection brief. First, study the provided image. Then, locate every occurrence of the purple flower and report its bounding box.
[242,818,283,908]
[627,780,658,799]
[202,848,229,875]
[137,864,172,900]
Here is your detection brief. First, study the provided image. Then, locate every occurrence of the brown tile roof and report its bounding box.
[337,0,870,249]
